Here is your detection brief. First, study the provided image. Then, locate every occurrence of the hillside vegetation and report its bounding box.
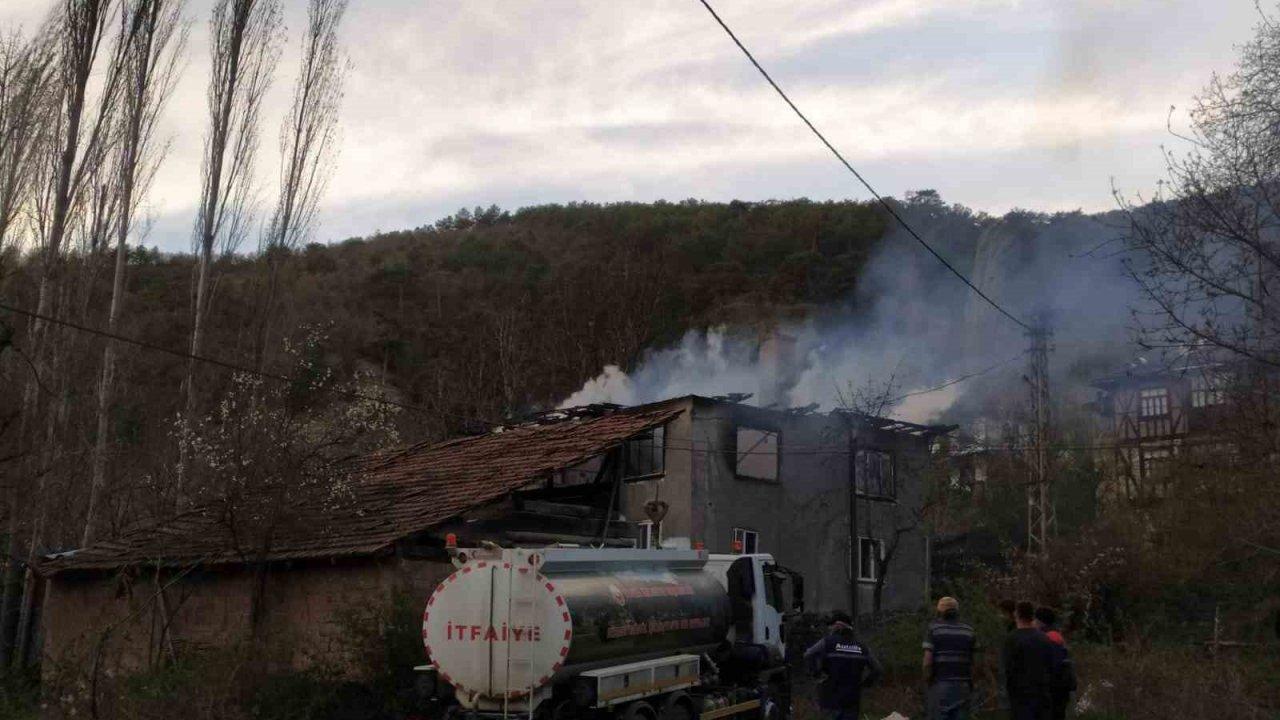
[0,192,1041,543]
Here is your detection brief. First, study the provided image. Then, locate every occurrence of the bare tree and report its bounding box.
[180,327,397,636]
[0,32,54,284]
[30,0,132,329]
[1121,7,1280,369]
[1117,6,1280,490]
[253,0,346,367]
[837,376,943,613]
[0,41,54,644]
[9,0,137,668]
[182,0,281,501]
[82,0,187,547]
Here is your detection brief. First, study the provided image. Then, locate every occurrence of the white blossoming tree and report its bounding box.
[177,326,399,627]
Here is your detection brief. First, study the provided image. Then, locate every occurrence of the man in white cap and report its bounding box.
[922,596,977,720]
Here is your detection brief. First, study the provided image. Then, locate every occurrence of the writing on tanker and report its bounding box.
[444,622,544,642]
[606,616,711,639]
[441,617,712,643]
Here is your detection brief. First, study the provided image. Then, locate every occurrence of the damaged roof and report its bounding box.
[43,406,681,574]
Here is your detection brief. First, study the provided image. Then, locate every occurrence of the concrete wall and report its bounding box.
[620,403,696,544]
[620,397,935,617]
[849,423,932,616]
[43,555,450,673]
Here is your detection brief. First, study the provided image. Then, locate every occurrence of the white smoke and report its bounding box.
[559,323,988,424]
[559,207,1141,426]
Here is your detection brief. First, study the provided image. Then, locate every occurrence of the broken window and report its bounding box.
[636,520,662,549]
[735,427,779,481]
[857,537,882,582]
[1191,374,1226,408]
[855,449,896,499]
[624,425,665,479]
[1139,387,1169,417]
[733,527,759,554]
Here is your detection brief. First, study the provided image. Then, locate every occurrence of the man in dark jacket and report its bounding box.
[1033,607,1076,720]
[1001,602,1055,720]
[923,596,977,720]
[803,611,883,720]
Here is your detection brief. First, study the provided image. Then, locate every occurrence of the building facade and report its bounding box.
[603,396,951,616]
[1090,361,1234,502]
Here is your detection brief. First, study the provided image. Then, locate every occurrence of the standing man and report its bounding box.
[804,611,883,720]
[923,596,977,720]
[1033,608,1077,720]
[1002,602,1055,720]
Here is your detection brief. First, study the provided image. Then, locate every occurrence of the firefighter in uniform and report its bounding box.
[803,611,883,720]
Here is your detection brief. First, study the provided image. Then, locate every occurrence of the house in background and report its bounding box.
[1089,357,1235,502]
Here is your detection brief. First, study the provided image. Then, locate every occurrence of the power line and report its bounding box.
[0,299,1128,457]
[694,0,1031,332]
[888,352,1027,404]
[0,300,501,427]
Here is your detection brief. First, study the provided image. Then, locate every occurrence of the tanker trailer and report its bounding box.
[419,543,803,720]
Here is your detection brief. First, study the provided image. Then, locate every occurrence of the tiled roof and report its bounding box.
[43,407,681,574]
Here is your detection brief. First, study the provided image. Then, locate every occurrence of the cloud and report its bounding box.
[1,0,1263,250]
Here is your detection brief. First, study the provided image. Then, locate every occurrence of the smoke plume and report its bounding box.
[561,203,1141,425]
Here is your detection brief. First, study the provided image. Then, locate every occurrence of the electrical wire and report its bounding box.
[0,299,501,427]
[2,299,1125,469]
[0,297,1020,437]
[694,0,1031,332]
[887,352,1027,404]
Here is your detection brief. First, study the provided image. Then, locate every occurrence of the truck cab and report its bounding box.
[704,554,803,660]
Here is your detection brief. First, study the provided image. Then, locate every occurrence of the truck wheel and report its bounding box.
[660,698,693,720]
[621,700,656,720]
[548,698,578,720]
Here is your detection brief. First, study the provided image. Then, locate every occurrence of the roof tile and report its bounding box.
[43,407,680,573]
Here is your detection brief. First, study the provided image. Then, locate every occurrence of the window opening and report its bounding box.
[857,537,882,581]
[855,449,896,499]
[735,427,779,481]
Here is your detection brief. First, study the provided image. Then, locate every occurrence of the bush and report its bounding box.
[0,668,39,720]
[328,580,427,715]
[1071,643,1280,719]
[39,594,426,720]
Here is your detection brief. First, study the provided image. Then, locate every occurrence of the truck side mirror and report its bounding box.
[789,569,804,613]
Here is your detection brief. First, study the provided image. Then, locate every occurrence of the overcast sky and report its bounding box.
[0,0,1263,252]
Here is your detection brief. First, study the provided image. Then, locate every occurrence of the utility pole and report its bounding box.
[1026,323,1054,556]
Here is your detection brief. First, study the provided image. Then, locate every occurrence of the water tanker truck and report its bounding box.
[419,542,804,720]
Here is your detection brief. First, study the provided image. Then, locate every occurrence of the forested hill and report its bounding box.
[2,193,1114,434]
[0,193,1118,542]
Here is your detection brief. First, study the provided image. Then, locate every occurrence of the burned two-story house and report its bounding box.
[590,395,953,616]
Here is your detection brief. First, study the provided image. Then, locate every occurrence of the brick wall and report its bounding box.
[42,555,450,673]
